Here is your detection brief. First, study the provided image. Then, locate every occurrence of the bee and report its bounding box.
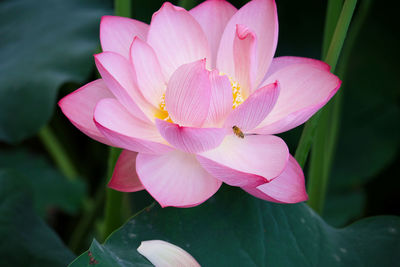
[232,125,244,139]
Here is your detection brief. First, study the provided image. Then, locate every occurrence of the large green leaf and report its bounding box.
[71,187,400,266]
[0,169,74,266]
[0,149,86,217]
[0,0,111,143]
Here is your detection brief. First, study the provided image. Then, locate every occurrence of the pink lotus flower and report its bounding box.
[59,0,340,208]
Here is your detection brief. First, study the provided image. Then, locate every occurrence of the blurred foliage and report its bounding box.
[325,0,400,226]
[0,0,112,143]
[276,0,400,227]
[0,149,86,217]
[0,170,74,266]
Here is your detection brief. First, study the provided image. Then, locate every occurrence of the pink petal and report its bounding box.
[224,81,279,132]
[58,79,113,146]
[100,15,148,59]
[165,60,211,127]
[253,63,341,134]
[94,98,172,154]
[108,150,144,192]
[243,155,308,203]
[189,0,237,68]
[95,52,158,122]
[147,2,210,79]
[265,56,331,78]
[155,119,227,154]
[137,240,200,267]
[217,0,278,88]
[130,37,166,107]
[204,70,233,127]
[136,150,222,208]
[94,52,155,122]
[197,135,289,187]
[233,24,257,96]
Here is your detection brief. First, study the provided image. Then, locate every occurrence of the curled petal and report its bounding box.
[197,135,289,187]
[165,60,211,127]
[233,24,257,96]
[147,2,210,78]
[217,0,278,87]
[108,150,144,192]
[58,79,113,145]
[224,81,279,132]
[100,15,148,58]
[138,240,200,267]
[136,150,222,208]
[94,98,172,154]
[156,119,227,154]
[243,155,308,203]
[254,63,341,134]
[190,0,237,68]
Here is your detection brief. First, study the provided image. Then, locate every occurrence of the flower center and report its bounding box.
[154,75,245,122]
[230,78,244,109]
[155,93,172,122]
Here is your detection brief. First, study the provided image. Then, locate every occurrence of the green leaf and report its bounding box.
[0,0,111,143]
[324,190,366,227]
[0,149,86,217]
[71,187,400,266]
[0,169,74,266]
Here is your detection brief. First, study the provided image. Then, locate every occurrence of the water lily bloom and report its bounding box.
[137,240,200,267]
[59,0,340,207]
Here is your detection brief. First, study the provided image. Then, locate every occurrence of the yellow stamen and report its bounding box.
[220,73,245,109]
[155,74,245,123]
[155,93,172,122]
[230,79,244,109]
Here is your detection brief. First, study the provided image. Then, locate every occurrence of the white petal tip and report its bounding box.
[137,240,200,267]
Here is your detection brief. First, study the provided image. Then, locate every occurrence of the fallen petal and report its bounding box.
[137,240,200,267]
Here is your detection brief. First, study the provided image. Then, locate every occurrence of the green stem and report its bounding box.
[324,0,372,182]
[336,0,372,78]
[322,0,344,58]
[68,186,105,252]
[38,126,78,180]
[114,0,131,18]
[98,0,132,242]
[294,112,322,168]
[305,0,358,214]
[102,147,124,240]
[306,106,333,214]
[295,0,357,166]
[295,0,341,167]
[324,0,358,70]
